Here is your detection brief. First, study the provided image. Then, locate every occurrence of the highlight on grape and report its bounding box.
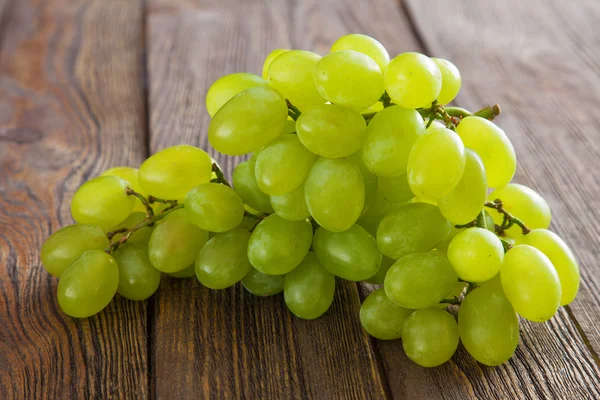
[41,33,580,368]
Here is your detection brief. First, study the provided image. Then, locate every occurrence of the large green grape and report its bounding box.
[447,228,504,282]
[205,73,268,117]
[365,255,395,285]
[112,244,161,301]
[270,184,310,221]
[360,288,413,340]
[377,173,414,203]
[232,158,274,213]
[331,34,390,72]
[384,52,442,109]
[242,267,285,296]
[262,49,289,79]
[102,166,148,213]
[185,183,245,232]
[432,58,461,105]
[109,212,154,248]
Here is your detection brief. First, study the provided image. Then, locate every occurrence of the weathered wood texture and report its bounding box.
[0,0,149,399]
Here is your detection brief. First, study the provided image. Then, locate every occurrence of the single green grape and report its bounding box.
[112,244,161,301]
[242,267,285,296]
[402,308,459,367]
[102,166,148,213]
[167,264,196,278]
[262,49,289,79]
[270,184,310,221]
[313,225,381,281]
[377,173,414,203]
[331,34,390,72]
[148,209,208,273]
[71,175,135,230]
[255,134,316,196]
[456,116,516,188]
[41,224,109,277]
[57,250,119,318]
[384,253,457,309]
[208,86,288,155]
[195,229,252,289]
[284,252,335,320]
[304,157,365,232]
[360,288,413,340]
[362,105,425,177]
[384,52,442,109]
[205,73,268,117]
[432,58,461,105]
[365,255,396,285]
[247,214,312,275]
[185,183,245,232]
[459,287,519,366]
[109,212,154,248]
[232,159,274,214]
[447,228,504,282]
[501,245,561,322]
[138,145,213,199]
[516,229,579,305]
[348,151,378,216]
[478,273,505,293]
[296,104,367,158]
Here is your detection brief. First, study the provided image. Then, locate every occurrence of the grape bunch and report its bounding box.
[41,33,580,369]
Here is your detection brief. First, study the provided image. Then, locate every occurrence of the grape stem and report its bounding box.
[418,102,502,131]
[286,99,302,121]
[210,163,232,187]
[484,199,531,235]
[440,297,461,305]
[125,188,154,218]
[106,227,128,240]
[148,195,178,207]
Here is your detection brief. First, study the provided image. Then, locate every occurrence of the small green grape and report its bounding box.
[232,158,274,214]
[331,34,390,72]
[185,183,245,232]
[102,166,148,213]
[360,288,413,340]
[270,184,310,221]
[384,52,442,109]
[478,273,504,294]
[242,267,285,296]
[432,58,461,105]
[112,244,161,301]
[262,49,289,79]
[205,73,268,117]
[447,228,504,282]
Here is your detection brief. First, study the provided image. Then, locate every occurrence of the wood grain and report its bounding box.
[0,0,149,398]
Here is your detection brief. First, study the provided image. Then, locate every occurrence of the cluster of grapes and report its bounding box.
[40,34,580,369]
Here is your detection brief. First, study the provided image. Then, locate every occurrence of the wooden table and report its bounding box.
[1,0,599,398]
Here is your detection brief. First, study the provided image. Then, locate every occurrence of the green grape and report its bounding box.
[112,244,161,301]
[456,116,516,188]
[313,50,384,110]
[138,145,213,199]
[296,104,367,158]
[205,73,268,117]
[247,214,312,275]
[148,209,208,273]
[435,226,460,255]
[362,105,425,177]
[262,49,289,79]
[377,173,414,203]
[232,159,274,214]
[384,253,457,309]
[185,183,245,232]
[57,250,119,318]
[281,119,296,134]
[447,228,504,282]
[255,134,316,196]
[195,229,252,289]
[432,58,461,105]
[102,166,148,213]
[284,252,335,320]
[459,287,519,366]
[348,151,378,215]
[384,52,442,109]
[357,189,410,236]
[267,50,325,112]
[168,264,196,278]
[360,288,413,340]
[305,157,365,232]
[242,267,285,296]
[478,273,504,293]
[365,255,395,284]
[109,212,154,248]
[402,308,459,367]
[41,224,109,277]
[71,175,135,230]
[331,33,390,72]
[377,202,450,259]
[516,229,580,305]
[438,149,487,225]
[270,184,310,221]
[501,245,561,322]
[313,225,381,281]
[407,127,466,201]
[208,86,288,155]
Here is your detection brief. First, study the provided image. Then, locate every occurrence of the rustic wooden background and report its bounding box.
[1,0,599,398]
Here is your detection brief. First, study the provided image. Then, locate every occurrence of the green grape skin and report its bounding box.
[262,49,289,79]
[195,229,252,289]
[205,73,268,117]
[232,159,274,214]
[438,149,487,225]
[234,215,260,232]
[501,245,561,322]
[459,287,519,366]
[57,250,119,318]
[377,173,414,203]
[296,104,367,158]
[313,225,382,281]
[357,189,410,237]
[284,252,335,320]
[407,127,466,201]
[447,228,504,282]
[208,86,288,155]
[242,267,285,296]
[109,212,154,249]
[148,209,208,273]
[138,145,213,199]
[384,52,442,109]
[377,202,450,259]
[313,50,384,110]
[255,134,316,196]
[112,244,161,301]
[478,273,504,294]
[361,101,384,114]
[456,116,516,189]
[41,224,109,277]
[168,264,196,278]
[267,50,325,112]
[482,209,496,232]
[365,255,396,284]
[247,214,313,275]
[402,308,459,367]
[185,183,245,232]
[432,58,461,105]
[516,229,580,305]
[435,226,460,255]
[305,157,365,232]
[101,167,148,213]
[384,253,458,309]
[281,119,296,134]
[362,105,425,177]
[270,184,310,221]
[360,288,413,340]
[348,151,378,216]
[331,34,390,72]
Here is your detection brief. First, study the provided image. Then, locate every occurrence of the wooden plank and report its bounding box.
[0,0,149,398]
